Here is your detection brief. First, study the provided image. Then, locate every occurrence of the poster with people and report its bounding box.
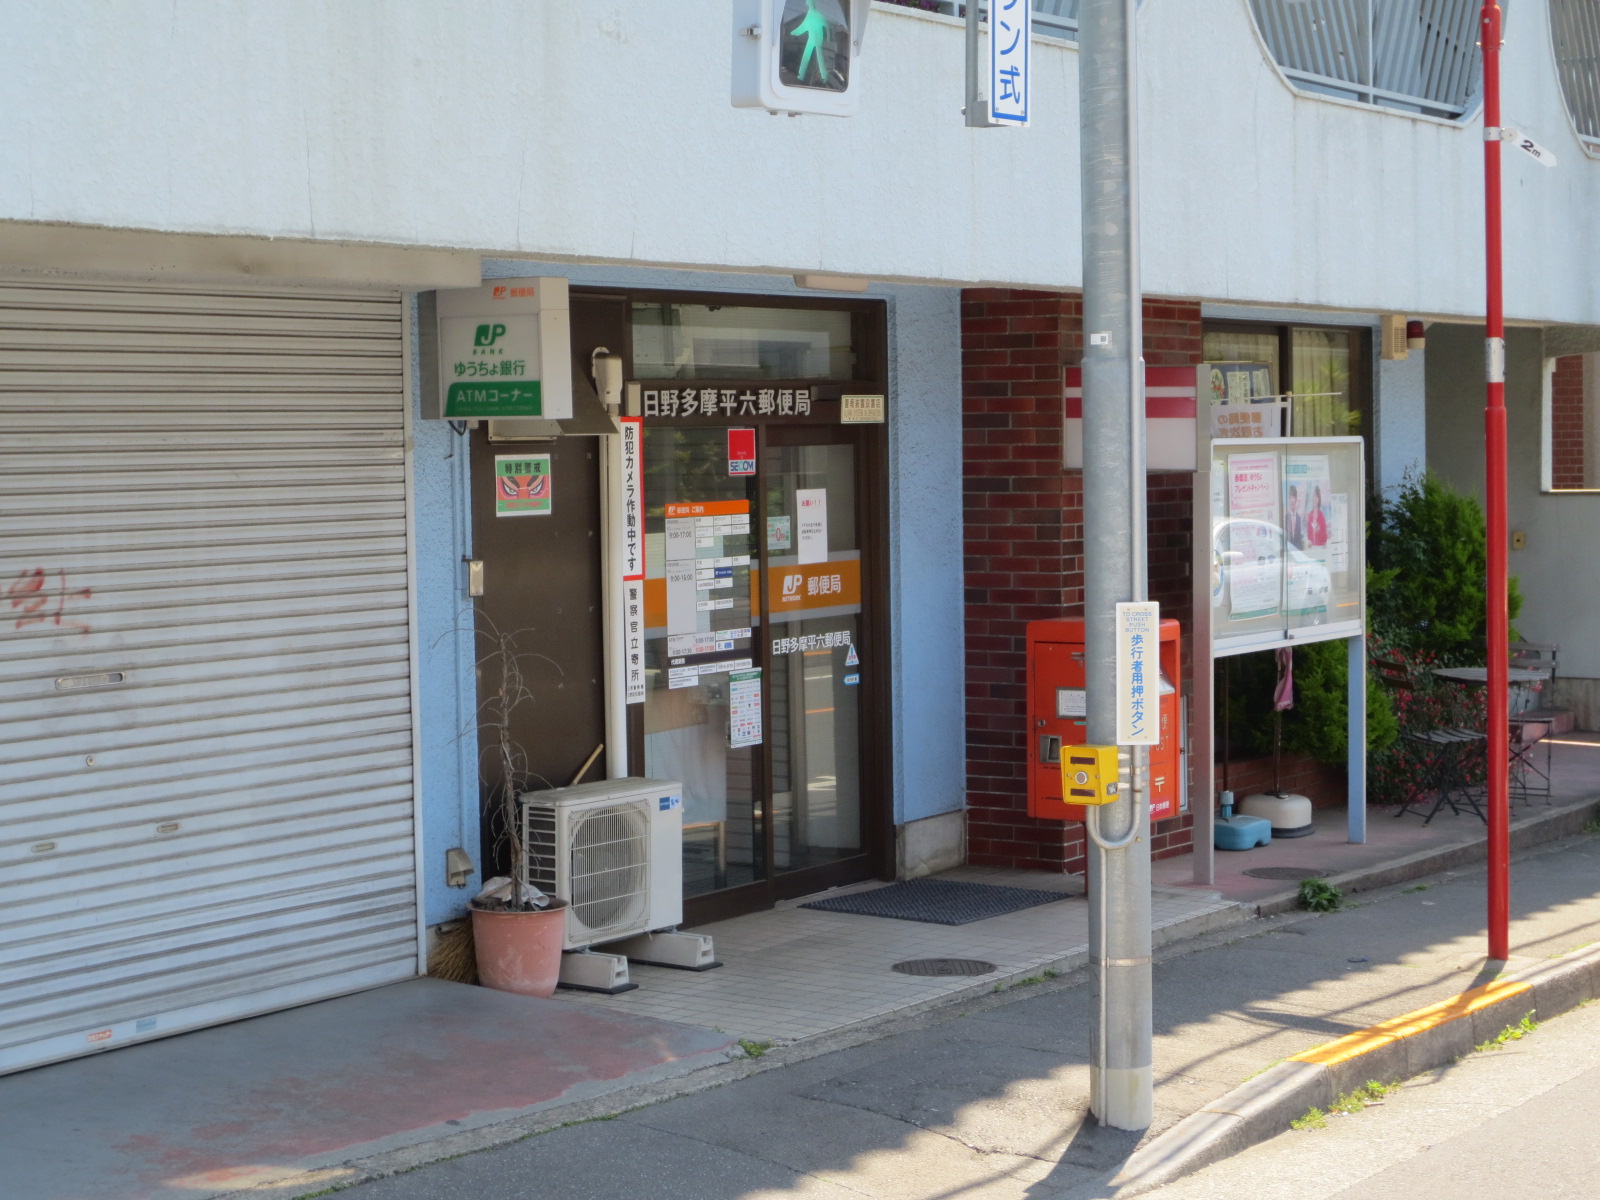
[1285,454,1335,618]
[1284,455,1327,553]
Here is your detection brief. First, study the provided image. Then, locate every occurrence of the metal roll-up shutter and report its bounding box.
[0,279,419,1074]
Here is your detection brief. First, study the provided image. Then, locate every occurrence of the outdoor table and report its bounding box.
[1430,666,1551,688]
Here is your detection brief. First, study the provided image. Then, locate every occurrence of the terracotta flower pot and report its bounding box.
[469,898,568,998]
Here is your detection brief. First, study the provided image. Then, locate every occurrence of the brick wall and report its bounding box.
[962,289,1202,877]
[1551,354,1586,490]
[1221,754,1348,810]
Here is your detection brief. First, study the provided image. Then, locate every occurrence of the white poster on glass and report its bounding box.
[1226,452,1282,620]
[1329,494,1351,574]
[796,489,829,565]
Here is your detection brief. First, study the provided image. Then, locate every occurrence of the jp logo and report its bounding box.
[474,323,508,347]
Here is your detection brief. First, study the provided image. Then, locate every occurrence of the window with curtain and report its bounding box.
[1291,328,1358,437]
[1203,321,1370,441]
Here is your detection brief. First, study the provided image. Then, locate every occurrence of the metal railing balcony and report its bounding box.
[1551,0,1600,151]
[898,0,1080,42]
[1248,0,1483,119]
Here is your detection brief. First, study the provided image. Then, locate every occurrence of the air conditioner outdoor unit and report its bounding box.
[519,777,685,952]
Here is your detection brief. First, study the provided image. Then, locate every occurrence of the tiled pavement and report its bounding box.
[554,865,1245,1042]
[559,737,1600,1043]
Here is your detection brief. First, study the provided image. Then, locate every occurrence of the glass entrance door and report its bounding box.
[764,432,864,878]
[640,427,763,902]
[640,422,879,921]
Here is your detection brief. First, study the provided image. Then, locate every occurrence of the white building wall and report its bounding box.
[1,2,1597,323]
[1428,323,1600,697]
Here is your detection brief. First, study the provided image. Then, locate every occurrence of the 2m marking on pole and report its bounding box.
[1503,127,1557,167]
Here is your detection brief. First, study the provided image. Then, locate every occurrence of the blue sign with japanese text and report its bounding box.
[990,0,1030,125]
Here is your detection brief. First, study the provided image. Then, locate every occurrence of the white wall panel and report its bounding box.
[0,4,1597,322]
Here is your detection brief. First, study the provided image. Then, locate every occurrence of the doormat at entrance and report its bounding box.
[799,878,1070,926]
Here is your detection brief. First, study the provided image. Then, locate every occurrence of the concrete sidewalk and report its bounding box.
[0,979,736,1200]
[314,827,1600,1200]
[5,740,1597,1200]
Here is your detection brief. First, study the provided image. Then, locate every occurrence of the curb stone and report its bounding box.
[1108,940,1600,1195]
[1251,797,1600,917]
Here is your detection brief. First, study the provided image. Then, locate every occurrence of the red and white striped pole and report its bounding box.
[1480,3,1510,963]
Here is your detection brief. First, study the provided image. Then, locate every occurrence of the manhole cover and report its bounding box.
[1243,867,1334,880]
[891,957,997,977]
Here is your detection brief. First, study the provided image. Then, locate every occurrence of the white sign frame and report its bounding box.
[430,277,572,420]
[989,0,1031,125]
[1115,602,1160,746]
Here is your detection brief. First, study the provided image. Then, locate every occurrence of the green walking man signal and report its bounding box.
[731,0,866,118]
[790,0,833,86]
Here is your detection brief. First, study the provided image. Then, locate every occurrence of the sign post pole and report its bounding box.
[1480,3,1511,964]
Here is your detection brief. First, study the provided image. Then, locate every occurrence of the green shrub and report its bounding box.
[1281,636,1400,765]
[1369,472,1521,661]
[1218,633,1399,768]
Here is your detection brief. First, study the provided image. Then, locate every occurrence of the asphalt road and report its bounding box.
[1152,988,1600,1200]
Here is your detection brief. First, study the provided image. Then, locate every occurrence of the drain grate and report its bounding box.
[1243,866,1334,880]
[891,957,997,977]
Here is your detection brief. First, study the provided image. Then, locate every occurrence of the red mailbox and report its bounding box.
[1026,618,1183,822]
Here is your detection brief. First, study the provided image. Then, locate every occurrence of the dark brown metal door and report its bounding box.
[470,294,626,873]
[470,430,604,872]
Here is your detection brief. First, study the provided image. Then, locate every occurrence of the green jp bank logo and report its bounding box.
[474,323,507,347]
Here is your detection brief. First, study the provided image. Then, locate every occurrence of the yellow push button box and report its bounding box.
[1061,745,1120,806]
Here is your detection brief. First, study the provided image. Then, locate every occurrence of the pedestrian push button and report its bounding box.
[1061,745,1120,806]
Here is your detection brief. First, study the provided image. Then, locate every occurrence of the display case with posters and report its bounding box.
[1190,431,1368,885]
[1206,437,1364,655]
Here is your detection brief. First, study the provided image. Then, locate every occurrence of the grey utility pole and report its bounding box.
[1078,0,1153,1132]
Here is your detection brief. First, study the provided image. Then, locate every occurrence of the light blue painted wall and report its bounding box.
[414,267,966,923]
[411,296,483,926]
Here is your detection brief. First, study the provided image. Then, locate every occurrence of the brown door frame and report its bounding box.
[578,285,895,925]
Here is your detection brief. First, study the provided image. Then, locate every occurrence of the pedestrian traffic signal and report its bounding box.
[732,0,867,118]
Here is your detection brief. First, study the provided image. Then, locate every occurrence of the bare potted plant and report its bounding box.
[467,619,569,998]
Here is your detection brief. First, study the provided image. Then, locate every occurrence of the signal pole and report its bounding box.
[1078,0,1153,1131]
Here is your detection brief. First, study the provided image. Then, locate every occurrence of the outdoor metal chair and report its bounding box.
[1508,714,1553,803]
[1509,642,1574,733]
[1371,657,1488,825]
[1506,643,1567,801]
